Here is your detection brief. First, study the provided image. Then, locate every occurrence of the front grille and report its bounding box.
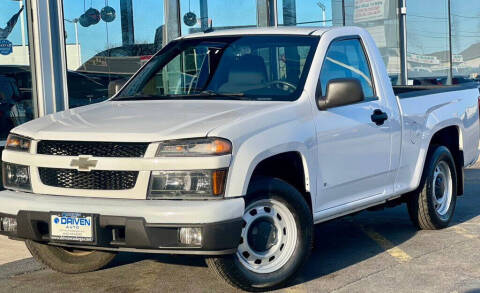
[39,168,138,190]
[37,141,148,158]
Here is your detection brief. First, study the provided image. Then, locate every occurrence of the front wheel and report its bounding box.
[25,240,116,274]
[206,177,313,292]
[407,145,457,230]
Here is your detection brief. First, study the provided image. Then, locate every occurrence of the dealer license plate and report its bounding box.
[50,213,94,242]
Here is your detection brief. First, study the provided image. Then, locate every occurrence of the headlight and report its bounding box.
[156,138,232,157]
[2,163,32,191]
[148,169,227,199]
[5,134,31,152]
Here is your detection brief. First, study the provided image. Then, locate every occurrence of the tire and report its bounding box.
[25,240,116,274]
[206,177,313,292]
[407,145,457,230]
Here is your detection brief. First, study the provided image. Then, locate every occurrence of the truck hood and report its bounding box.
[12,100,285,142]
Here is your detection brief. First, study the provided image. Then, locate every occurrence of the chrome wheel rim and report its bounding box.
[236,199,298,274]
[433,161,452,216]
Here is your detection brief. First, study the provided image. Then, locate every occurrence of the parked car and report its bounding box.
[411,77,441,85]
[437,76,478,86]
[65,70,112,108]
[0,66,33,102]
[0,65,114,109]
[1,27,480,291]
[0,75,29,140]
[70,44,162,107]
[76,44,158,76]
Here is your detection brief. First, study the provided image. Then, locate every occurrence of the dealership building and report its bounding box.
[0,0,479,150]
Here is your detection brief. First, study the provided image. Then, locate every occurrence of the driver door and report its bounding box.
[313,37,394,212]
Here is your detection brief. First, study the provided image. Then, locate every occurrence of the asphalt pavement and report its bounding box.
[1,169,479,293]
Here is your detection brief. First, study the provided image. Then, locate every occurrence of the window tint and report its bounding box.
[319,38,375,99]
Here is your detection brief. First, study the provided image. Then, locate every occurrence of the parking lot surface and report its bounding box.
[0,169,479,293]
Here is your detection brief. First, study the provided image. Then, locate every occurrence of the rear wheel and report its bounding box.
[407,145,457,230]
[206,177,313,292]
[25,240,116,274]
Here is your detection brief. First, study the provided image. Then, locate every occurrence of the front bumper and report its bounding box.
[0,190,244,255]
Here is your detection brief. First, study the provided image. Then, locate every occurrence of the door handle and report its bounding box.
[371,109,388,126]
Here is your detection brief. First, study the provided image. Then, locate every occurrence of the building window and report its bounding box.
[406,0,450,85]
[450,0,480,83]
[62,0,164,108]
[0,0,35,142]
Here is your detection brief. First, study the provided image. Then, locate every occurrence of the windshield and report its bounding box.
[115,35,319,101]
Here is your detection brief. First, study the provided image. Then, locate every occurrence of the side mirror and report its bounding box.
[316,78,364,110]
[108,78,129,98]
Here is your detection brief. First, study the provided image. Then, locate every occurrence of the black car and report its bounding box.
[0,75,23,140]
[76,44,158,76]
[0,65,116,110]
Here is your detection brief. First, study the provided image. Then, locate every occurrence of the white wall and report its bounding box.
[0,45,30,66]
[0,44,81,71]
[65,44,81,70]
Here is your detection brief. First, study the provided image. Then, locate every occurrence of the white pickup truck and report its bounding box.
[1,26,479,291]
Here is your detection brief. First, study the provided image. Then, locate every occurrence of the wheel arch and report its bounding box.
[426,125,464,195]
[246,151,313,211]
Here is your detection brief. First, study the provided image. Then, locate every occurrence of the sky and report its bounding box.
[1,0,479,64]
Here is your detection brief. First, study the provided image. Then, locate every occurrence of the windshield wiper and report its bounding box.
[185,90,249,100]
[113,94,182,101]
[114,91,249,101]
[199,90,245,97]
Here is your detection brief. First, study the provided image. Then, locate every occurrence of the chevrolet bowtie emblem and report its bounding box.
[70,156,98,172]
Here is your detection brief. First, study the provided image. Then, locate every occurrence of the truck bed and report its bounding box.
[397,84,480,173]
[393,84,479,99]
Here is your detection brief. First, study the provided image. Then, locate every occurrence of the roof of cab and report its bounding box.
[180,26,333,39]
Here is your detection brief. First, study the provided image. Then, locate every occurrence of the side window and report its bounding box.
[319,38,375,100]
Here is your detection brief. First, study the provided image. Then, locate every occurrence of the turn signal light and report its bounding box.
[5,134,31,152]
[212,169,227,196]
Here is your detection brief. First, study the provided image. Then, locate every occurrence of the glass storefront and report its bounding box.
[277,0,479,86]
[0,0,35,141]
[451,0,480,83]
[62,0,164,108]
[276,0,401,84]
[0,0,479,138]
[406,0,450,84]
[58,0,480,107]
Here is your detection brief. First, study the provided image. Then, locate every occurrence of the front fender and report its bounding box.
[223,119,317,200]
